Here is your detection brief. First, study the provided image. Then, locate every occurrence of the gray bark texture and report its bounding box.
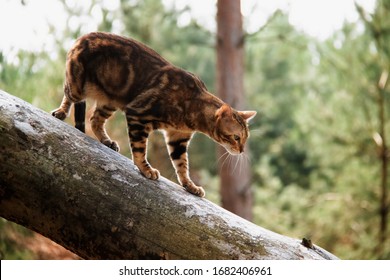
[0,90,338,260]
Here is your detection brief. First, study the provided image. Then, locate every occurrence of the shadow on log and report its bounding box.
[0,90,338,260]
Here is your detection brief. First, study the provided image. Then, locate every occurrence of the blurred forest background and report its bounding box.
[1,0,389,260]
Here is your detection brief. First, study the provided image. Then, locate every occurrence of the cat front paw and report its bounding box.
[102,139,120,152]
[140,166,160,180]
[183,182,205,198]
[51,108,67,120]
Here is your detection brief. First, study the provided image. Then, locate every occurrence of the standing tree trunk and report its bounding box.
[216,0,253,220]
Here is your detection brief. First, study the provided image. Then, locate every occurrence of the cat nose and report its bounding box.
[239,146,244,153]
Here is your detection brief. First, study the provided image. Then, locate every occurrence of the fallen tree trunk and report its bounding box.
[0,90,337,259]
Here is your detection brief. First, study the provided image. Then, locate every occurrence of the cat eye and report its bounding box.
[233,135,240,141]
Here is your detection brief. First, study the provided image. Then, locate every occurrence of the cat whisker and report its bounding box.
[239,153,247,175]
[249,128,264,136]
[244,152,250,167]
[243,152,250,164]
[216,151,252,176]
[233,152,250,175]
[217,151,231,170]
[216,151,229,165]
[238,154,244,175]
[225,153,233,169]
[233,154,240,174]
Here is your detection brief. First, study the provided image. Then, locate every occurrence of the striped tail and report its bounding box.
[74,101,86,133]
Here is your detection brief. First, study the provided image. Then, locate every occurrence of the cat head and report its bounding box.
[214,104,256,155]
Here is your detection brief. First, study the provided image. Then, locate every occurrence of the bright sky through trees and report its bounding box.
[0,0,375,58]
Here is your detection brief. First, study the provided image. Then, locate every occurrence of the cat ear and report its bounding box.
[215,104,233,119]
[238,110,257,123]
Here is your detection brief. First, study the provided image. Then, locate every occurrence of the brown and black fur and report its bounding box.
[52,32,256,197]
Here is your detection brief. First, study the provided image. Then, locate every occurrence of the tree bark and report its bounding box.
[0,90,337,260]
[216,0,253,221]
[377,71,388,255]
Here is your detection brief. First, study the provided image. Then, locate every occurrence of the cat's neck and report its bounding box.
[185,91,224,138]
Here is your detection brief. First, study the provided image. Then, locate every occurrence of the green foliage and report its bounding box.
[246,4,390,259]
[245,12,318,190]
[1,0,389,259]
[0,219,34,259]
[0,50,64,111]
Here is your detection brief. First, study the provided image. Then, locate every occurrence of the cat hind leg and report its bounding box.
[90,104,119,152]
[52,95,72,120]
[52,82,84,121]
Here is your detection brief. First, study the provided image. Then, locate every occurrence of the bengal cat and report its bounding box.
[52,32,256,197]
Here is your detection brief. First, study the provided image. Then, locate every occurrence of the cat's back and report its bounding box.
[66,32,171,102]
[68,32,169,67]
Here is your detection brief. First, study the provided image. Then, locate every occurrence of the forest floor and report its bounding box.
[8,227,80,260]
[24,233,80,260]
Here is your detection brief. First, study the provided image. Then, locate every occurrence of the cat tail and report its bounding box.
[74,101,86,133]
